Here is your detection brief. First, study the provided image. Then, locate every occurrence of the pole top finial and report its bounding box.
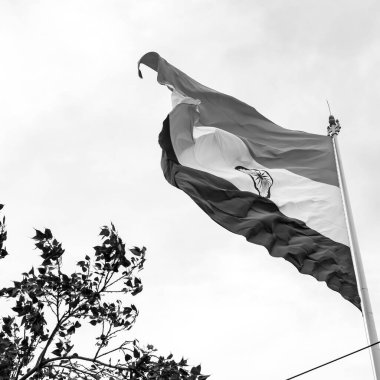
[327,115,341,137]
[326,101,341,137]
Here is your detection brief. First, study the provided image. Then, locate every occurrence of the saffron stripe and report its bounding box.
[139,52,339,187]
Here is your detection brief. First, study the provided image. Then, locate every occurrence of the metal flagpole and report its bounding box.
[328,115,380,379]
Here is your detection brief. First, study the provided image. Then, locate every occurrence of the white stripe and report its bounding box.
[169,92,349,246]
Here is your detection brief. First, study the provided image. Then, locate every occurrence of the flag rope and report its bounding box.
[285,341,380,379]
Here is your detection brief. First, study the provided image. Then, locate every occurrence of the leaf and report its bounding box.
[33,229,45,241]
[191,365,202,376]
[133,348,140,359]
[44,228,53,239]
[130,248,141,256]
[90,307,99,317]
[0,249,8,259]
[99,228,110,237]
[132,285,143,296]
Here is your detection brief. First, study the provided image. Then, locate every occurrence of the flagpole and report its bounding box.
[328,115,380,378]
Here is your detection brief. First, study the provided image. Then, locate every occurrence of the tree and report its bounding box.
[0,205,209,380]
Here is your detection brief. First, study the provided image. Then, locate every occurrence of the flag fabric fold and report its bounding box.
[139,52,361,309]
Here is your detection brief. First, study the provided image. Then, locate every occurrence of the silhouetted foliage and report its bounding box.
[0,205,7,260]
[0,205,209,380]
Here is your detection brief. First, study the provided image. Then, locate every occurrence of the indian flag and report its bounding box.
[138,52,360,309]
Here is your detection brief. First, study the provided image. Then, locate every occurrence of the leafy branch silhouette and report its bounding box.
[0,205,209,380]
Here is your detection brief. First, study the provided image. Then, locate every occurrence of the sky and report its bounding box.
[0,0,380,379]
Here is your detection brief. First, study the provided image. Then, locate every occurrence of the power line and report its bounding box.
[286,341,380,379]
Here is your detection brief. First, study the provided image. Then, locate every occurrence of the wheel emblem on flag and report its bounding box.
[235,166,273,198]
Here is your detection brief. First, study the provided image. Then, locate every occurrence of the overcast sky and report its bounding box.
[1,1,380,379]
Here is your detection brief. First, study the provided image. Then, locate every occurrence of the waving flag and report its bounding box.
[138,52,360,309]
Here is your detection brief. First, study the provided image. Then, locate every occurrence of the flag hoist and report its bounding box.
[138,52,379,376]
[328,116,380,378]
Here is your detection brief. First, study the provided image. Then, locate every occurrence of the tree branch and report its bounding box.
[52,364,100,380]
[14,354,132,379]
[94,321,111,360]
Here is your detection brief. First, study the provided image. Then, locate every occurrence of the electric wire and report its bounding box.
[285,341,380,379]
